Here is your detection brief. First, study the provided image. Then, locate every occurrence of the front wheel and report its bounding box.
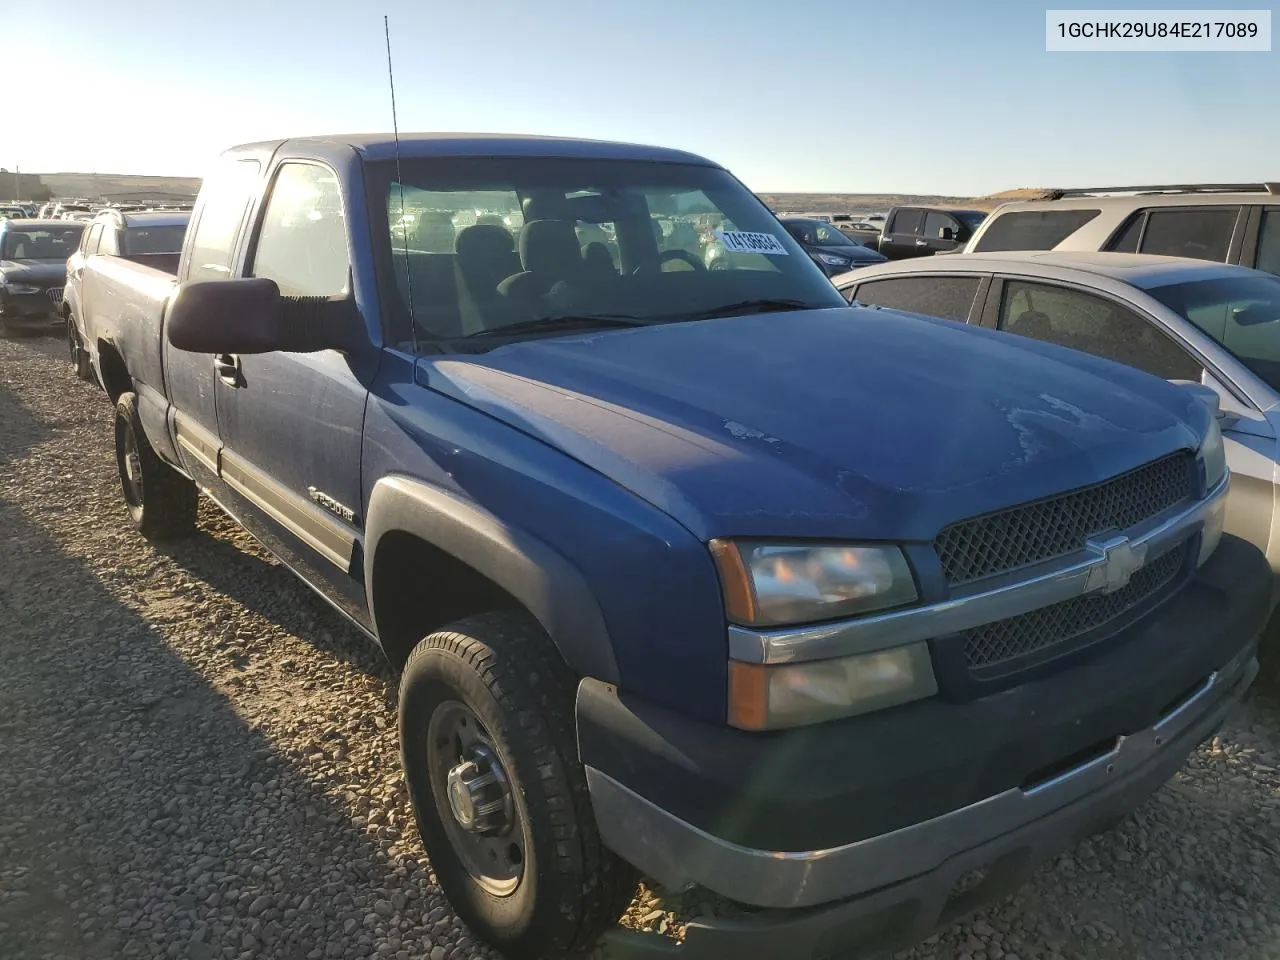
[114,391,198,541]
[399,611,637,959]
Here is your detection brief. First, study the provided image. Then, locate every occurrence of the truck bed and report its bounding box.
[81,254,177,426]
[122,251,181,275]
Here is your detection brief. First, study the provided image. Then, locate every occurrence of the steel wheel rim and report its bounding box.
[426,700,526,896]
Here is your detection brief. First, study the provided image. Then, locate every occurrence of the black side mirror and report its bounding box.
[939,226,956,242]
[167,278,356,354]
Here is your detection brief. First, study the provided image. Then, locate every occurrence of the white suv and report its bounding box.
[963,183,1280,277]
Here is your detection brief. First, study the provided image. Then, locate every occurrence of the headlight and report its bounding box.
[1199,416,1226,490]
[3,283,41,294]
[710,541,918,627]
[1197,418,1228,566]
[728,645,937,730]
[815,253,851,267]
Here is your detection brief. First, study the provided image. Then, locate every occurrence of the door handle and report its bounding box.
[914,239,928,246]
[214,353,242,387]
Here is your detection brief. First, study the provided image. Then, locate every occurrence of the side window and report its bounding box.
[82,223,103,254]
[1255,209,1280,277]
[923,211,959,241]
[250,163,350,297]
[852,275,982,322]
[185,157,262,282]
[1137,207,1238,262]
[98,226,118,256]
[889,209,923,236]
[783,223,810,244]
[974,209,1102,252]
[1105,213,1144,253]
[998,280,1203,381]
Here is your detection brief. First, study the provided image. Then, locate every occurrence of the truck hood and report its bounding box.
[0,260,67,284]
[421,307,1205,541]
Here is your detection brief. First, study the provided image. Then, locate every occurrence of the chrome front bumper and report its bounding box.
[587,640,1254,911]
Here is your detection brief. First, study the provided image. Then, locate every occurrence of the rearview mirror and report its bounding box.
[167,278,355,354]
[939,226,956,241]
[1171,379,1223,420]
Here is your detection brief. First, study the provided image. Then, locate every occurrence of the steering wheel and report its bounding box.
[633,249,707,274]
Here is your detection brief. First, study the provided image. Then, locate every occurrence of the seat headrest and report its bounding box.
[1013,309,1053,337]
[456,223,515,259]
[522,193,565,222]
[520,219,583,276]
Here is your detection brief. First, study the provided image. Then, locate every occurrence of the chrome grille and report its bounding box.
[935,452,1195,586]
[45,287,64,305]
[962,545,1187,671]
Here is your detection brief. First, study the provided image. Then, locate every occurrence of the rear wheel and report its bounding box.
[399,611,637,959]
[114,391,197,541]
[67,316,93,381]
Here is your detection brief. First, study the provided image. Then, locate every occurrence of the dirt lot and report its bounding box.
[3,333,1280,960]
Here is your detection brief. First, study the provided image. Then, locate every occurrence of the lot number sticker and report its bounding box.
[716,230,789,255]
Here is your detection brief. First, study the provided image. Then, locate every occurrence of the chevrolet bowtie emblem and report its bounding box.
[1083,534,1147,595]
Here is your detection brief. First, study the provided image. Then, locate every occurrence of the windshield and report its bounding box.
[956,211,987,231]
[123,223,187,255]
[0,225,84,260]
[368,157,844,348]
[1146,274,1280,390]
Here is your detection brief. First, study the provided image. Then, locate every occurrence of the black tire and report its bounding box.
[0,310,13,339]
[114,391,198,541]
[67,317,93,381]
[399,611,637,959]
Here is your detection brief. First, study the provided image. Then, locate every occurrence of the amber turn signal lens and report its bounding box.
[727,661,769,731]
[709,539,758,624]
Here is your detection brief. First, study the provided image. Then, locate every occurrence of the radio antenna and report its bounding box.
[384,15,417,354]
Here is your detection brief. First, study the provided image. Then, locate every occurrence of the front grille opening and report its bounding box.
[962,545,1187,671]
[935,452,1195,586]
[1021,736,1119,792]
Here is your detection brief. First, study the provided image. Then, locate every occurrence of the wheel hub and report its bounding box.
[445,744,512,835]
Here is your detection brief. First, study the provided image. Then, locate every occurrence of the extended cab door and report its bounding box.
[164,156,263,493]
[213,160,371,620]
[879,208,925,259]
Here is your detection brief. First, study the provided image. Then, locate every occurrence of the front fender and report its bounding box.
[364,475,620,684]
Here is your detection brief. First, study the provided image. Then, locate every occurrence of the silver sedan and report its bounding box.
[831,251,1280,586]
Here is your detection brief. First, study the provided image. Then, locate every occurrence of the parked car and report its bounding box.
[832,250,1280,589]
[963,183,1280,279]
[52,202,93,220]
[778,216,887,275]
[0,205,28,221]
[80,134,1267,960]
[875,205,987,259]
[0,219,85,337]
[65,208,190,379]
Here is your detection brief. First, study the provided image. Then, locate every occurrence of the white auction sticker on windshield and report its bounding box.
[716,230,789,255]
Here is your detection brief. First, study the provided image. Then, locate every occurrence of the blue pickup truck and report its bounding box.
[79,134,1269,960]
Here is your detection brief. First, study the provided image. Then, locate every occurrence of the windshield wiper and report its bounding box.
[466,314,647,339]
[681,298,822,321]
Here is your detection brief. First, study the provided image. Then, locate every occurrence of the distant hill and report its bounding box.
[37,172,202,202]
[758,189,1051,215]
[28,174,1050,213]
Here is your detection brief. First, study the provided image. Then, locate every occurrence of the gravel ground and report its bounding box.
[2,333,1280,960]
